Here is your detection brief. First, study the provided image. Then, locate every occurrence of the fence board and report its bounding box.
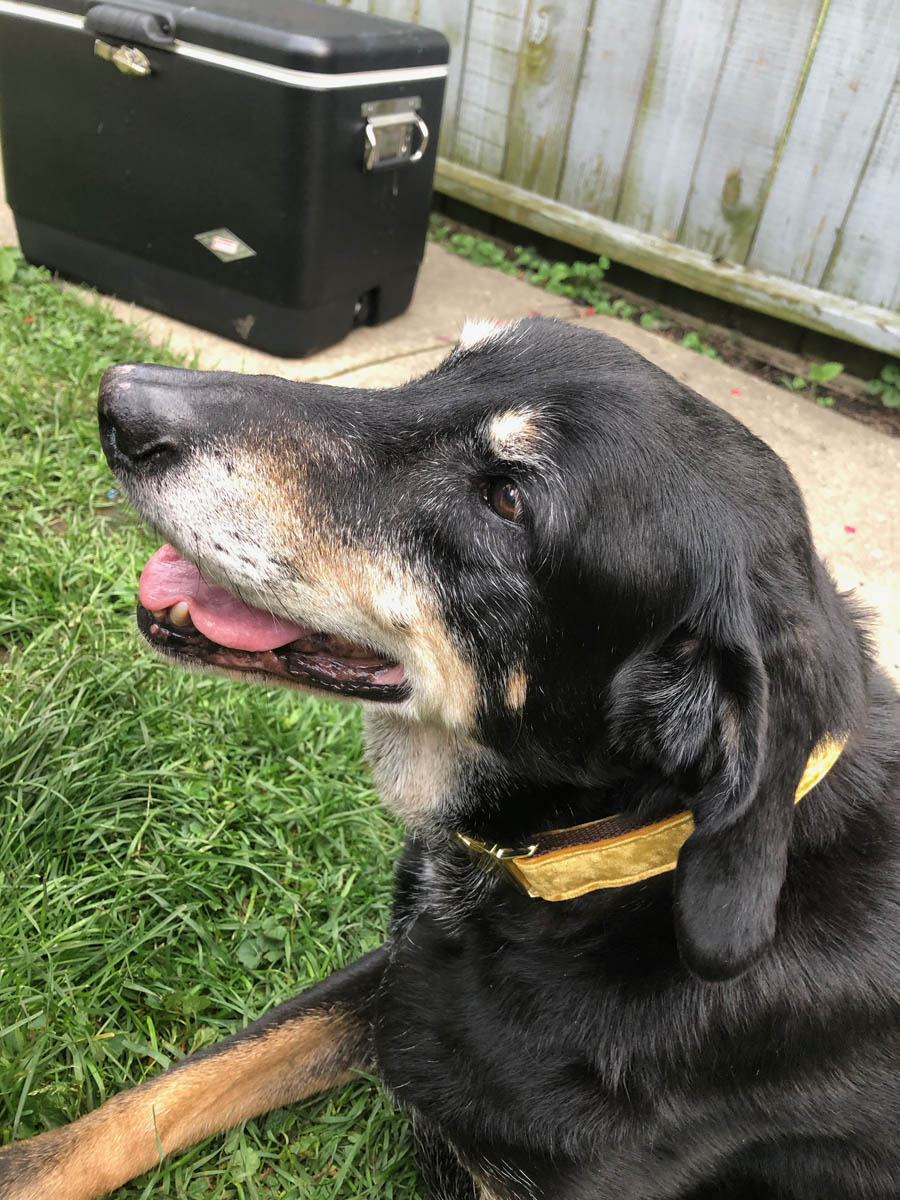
[557,0,664,219]
[821,75,900,311]
[464,37,520,85]
[502,0,593,197]
[372,0,420,20]
[457,99,508,147]
[678,0,821,263]
[447,0,529,177]
[417,0,473,156]
[615,0,741,237]
[748,0,900,288]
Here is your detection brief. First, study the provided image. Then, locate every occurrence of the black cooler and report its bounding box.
[0,0,448,355]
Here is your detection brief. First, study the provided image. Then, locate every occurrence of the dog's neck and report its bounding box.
[364,708,688,842]
[363,671,888,859]
[364,709,522,833]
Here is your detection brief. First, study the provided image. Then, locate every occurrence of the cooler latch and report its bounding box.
[362,98,429,172]
[86,3,174,75]
[93,39,152,76]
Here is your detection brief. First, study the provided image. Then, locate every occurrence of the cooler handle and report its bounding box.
[84,4,175,47]
[362,102,430,173]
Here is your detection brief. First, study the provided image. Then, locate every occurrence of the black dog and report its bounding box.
[2,318,898,1199]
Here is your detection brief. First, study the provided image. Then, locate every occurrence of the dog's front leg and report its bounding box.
[0,945,388,1200]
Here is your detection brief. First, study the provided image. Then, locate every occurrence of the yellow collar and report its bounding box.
[456,736,846,902]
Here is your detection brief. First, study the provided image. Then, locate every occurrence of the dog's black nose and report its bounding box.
[98,363,198,471]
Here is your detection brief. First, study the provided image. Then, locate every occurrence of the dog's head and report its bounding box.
[99,318,864,980]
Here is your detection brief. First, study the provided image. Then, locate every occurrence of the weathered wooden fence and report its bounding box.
[336,0,900,355]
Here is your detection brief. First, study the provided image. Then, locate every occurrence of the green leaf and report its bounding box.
[449,233,475,256]
[0,245,20,286]
[808,361,843,384]
[866,366,900,408]
[231,1144,262,1180]
[236,937,263,970]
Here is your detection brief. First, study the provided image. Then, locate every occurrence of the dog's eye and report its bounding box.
[485,479,523,523]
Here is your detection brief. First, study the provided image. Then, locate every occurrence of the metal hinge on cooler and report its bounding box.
[362,97,429,172]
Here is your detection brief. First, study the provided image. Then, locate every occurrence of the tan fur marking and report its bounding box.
[0,1010,361,1200]
[281,541,478,730]
[488,410,542,460]
[242,456,477,730]
[475,1176,508,1200]
[506,666,528,711]
[157,452,479,732]
[364,711,465,824]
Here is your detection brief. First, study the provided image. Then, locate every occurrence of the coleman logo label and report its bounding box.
[195,228,257,263]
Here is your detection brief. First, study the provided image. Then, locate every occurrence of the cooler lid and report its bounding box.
[2,0,450,75]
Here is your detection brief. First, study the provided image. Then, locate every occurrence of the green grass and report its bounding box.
[0,252,418,1196]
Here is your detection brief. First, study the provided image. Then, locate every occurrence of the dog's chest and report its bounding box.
[376,848,654,1155]
[397,844,499,934]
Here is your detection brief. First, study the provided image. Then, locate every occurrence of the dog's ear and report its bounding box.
[608,626,807,981]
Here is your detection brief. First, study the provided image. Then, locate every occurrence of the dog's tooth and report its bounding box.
[150,608,167,620]
[169,601,192,626]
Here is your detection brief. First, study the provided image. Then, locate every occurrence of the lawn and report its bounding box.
[0,252,418,1197]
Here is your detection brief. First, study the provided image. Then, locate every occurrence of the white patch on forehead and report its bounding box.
[487,409,542,460]
[458,317,519,350]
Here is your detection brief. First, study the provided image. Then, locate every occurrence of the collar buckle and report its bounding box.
[455,832,537,860]
[454,833,537,890]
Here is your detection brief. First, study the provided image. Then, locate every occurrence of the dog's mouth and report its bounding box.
[136,545,408,702]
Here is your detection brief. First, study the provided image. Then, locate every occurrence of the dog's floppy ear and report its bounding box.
[671,635,798,982]
[608,621,807,982]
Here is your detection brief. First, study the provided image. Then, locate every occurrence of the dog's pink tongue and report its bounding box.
[138,544,308,651]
